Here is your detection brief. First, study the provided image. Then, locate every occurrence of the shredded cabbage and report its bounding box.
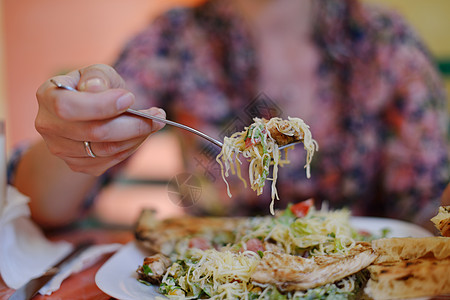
[148,205,369,299]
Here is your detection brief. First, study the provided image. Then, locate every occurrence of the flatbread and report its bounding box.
[431,206,450,237]
[371,236,450,264]
[364,236,450,299]
[365,258,450,299]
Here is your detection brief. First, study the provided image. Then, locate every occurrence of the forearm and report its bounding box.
[442,184,450,206]
[13,140,99,228]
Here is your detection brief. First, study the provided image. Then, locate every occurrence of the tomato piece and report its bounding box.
[245,138,254,149]
[244,238,265,253]
[188,237,212,250]
[358,230,372,237]
[290,199,314,218]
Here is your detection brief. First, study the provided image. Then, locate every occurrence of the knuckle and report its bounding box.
[93,63,114,73]
[35,86,45,102]
[34,119,45,134]
[68,163,102,176]
[36,81,53,103]
[82,64,124,88]
[136,120,144,136]
[111,149,132,162]
[91,102,110,117]
[85,123,110,141]
[103,141,129,156]
[137,119,152,137]
[91,170,104,177]
[35,117,53,135]
[52,97,71,120]
[66,162,84,173]
[47,145,64,157]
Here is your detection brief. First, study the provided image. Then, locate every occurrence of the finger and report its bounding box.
[49,86,135,121]
[37,71,82,99]
[62,143,141,176]
[38,64,124,94]
[135,107,166,132]
[77,64,127,92]
[87,137,147,158]
[43,107,166,142]
[44,134,147,158]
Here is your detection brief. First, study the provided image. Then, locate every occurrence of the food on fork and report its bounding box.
[216,117,318,214]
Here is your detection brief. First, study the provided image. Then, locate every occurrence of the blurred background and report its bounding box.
[0,0,449,226]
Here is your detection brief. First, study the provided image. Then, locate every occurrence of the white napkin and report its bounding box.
[40,243,122,295]
[0,185,122,295]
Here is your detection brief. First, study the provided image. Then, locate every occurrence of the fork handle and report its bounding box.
[126,109,223,148]
[50,79,223,148]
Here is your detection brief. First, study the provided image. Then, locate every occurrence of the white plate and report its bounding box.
[349,216,432,238]
[95,240,161,300]
[95,217,433,300]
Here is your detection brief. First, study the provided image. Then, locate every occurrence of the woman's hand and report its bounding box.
[35,64,166,176]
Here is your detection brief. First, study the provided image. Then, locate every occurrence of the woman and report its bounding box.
[10,0,449,229]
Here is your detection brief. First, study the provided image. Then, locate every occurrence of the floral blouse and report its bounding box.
[112,0,449,224]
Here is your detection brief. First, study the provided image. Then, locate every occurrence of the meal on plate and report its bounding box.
[216,117,318,214]
[134,203,450,299]
[136,200,378,299]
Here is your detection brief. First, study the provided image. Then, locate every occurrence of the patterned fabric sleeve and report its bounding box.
[7,143,30,186]
[382,41,449,224]
[113,9,188,110]
[370,10,450,224]
[311,2,449,223]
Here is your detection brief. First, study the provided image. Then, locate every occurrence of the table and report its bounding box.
[0,228,134,300]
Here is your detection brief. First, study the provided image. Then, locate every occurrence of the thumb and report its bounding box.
[77,64,126,93]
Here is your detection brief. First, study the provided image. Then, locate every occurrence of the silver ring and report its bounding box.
[83,141,96,158]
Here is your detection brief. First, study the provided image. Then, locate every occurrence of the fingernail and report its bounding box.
[79,78,106,91]
[116,92,134,111]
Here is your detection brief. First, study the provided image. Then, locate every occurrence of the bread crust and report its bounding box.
[365,236,450,299]
[371,237,450,264]
[365,258,450,299]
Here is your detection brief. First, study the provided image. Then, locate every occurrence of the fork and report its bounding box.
[50,79,300,150]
